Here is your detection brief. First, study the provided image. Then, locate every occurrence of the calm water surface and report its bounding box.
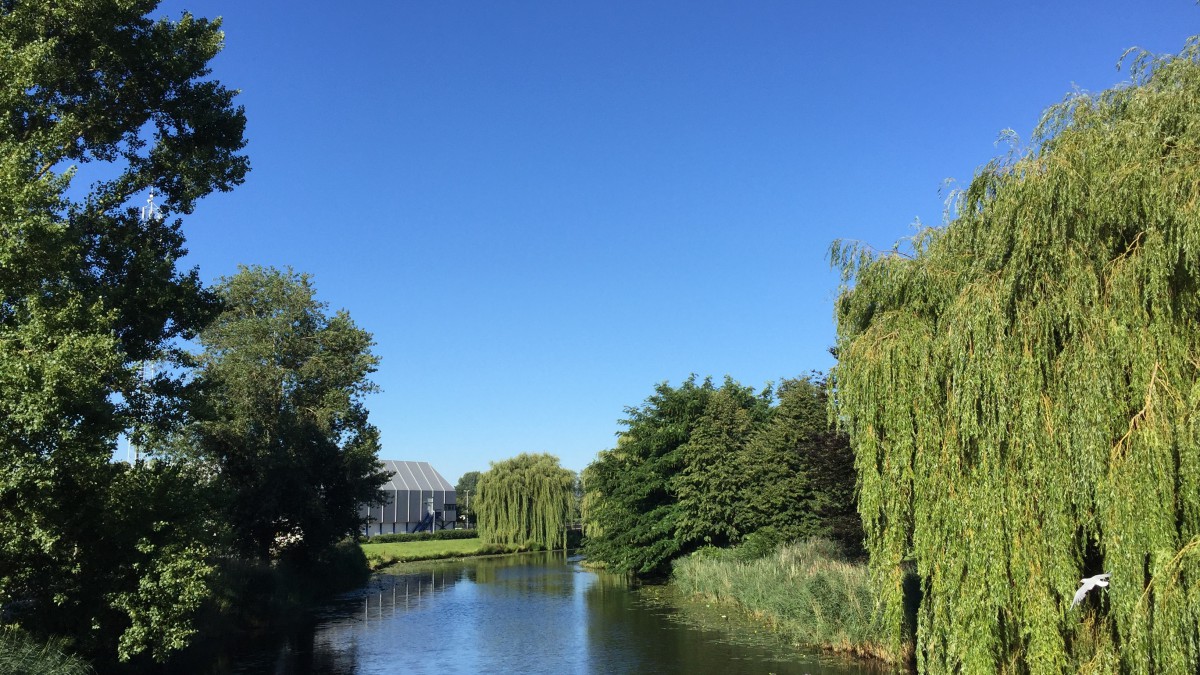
[222,552,886,674]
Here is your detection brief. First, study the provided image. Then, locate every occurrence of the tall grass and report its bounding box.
[0,628,92,675]
[671,538,905,663]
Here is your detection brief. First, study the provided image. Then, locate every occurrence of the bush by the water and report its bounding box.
[733,526,788,561]
[367,529,479,544]
[671,538,902,663]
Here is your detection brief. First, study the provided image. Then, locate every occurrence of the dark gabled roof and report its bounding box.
[379,460,455,493]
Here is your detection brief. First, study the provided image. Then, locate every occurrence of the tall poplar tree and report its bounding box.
[0,0,246,661]
[832,38,1200,673]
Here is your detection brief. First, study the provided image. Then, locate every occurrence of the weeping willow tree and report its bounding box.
[831,39,1200,674]
[476,453,575,551]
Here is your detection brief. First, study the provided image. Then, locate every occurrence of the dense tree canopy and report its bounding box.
[477,453,575,551]
[831,38,1200,673]
[739,377,861,554]
[0,0,246,662]
[674,384,769,550]
[184,266,389,562]
[584,375,857,576]
[583,376,720,575]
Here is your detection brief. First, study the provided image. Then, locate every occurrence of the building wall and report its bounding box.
[361,488,459,535]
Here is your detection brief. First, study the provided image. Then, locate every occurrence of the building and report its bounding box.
[362,460,458,536]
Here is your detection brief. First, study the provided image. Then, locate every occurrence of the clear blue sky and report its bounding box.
[152,1,1197,485]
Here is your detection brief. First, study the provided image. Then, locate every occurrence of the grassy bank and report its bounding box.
[361,538,513,569]
[671,538,905,664]
[361,529,583,569]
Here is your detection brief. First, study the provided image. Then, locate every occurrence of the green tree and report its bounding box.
[97,461,218,663]
[185,266,388,562]
[455,471,481,526]
[0,0,246,661]
[476,453,575,551]
[585,375,858,575]
[738,377,862,555]
[673,381,768,550]
[831,38,1200,673]
[583,376,716,576]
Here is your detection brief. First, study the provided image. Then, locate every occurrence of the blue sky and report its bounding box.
[149,1,1198,485]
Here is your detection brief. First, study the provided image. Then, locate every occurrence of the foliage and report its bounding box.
[305,539,373,592]
[98,461,217,663]
[0,0,246,662]
[741,377,862,556]
[476,453,575,551]
[582,376,718,575]
[368,529,479,544]
[583,375,860,577]
[0,628,92,675]
[188,538,371,654]
[830,37,1200,673]
[183,266,390,562]
[734,526,788,562]
[455,470,481,524]
[671,539,897,662]
[673,384,765,549]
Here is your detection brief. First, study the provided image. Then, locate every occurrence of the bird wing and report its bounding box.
[1070,585,1088,609]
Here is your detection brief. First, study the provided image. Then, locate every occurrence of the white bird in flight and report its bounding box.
[1070,573,1110,609]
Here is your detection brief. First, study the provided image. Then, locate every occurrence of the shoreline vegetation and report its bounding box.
[359,529,586,571]
[362,536,509,570]
[361,534,911,670]
[670,538,911,666]
[0,628,93,675]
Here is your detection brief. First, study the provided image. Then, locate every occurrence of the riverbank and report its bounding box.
[282,550,854,673]
[361,529,585,570]
[671,538,909,665]
[361,538,517,569]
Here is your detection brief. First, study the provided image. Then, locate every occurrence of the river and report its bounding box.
[214,551,886,674]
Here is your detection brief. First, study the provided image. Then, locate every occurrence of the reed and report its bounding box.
[0,628,92,675]
[671,538,905,663]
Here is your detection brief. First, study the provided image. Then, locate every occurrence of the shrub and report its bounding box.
[366,529,479,544]
[735,526,787,561]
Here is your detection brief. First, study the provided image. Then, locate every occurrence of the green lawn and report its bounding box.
[361,538,505,568]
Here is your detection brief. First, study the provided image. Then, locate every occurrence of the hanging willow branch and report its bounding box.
[831,37,1200,674]
[476,453,575,551]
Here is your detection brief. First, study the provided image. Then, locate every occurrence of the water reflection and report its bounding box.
[217,551,883,674]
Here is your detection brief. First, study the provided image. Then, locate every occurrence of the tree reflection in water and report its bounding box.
[203,551,885,674]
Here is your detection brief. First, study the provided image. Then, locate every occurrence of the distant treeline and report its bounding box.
[582,374,860,577]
